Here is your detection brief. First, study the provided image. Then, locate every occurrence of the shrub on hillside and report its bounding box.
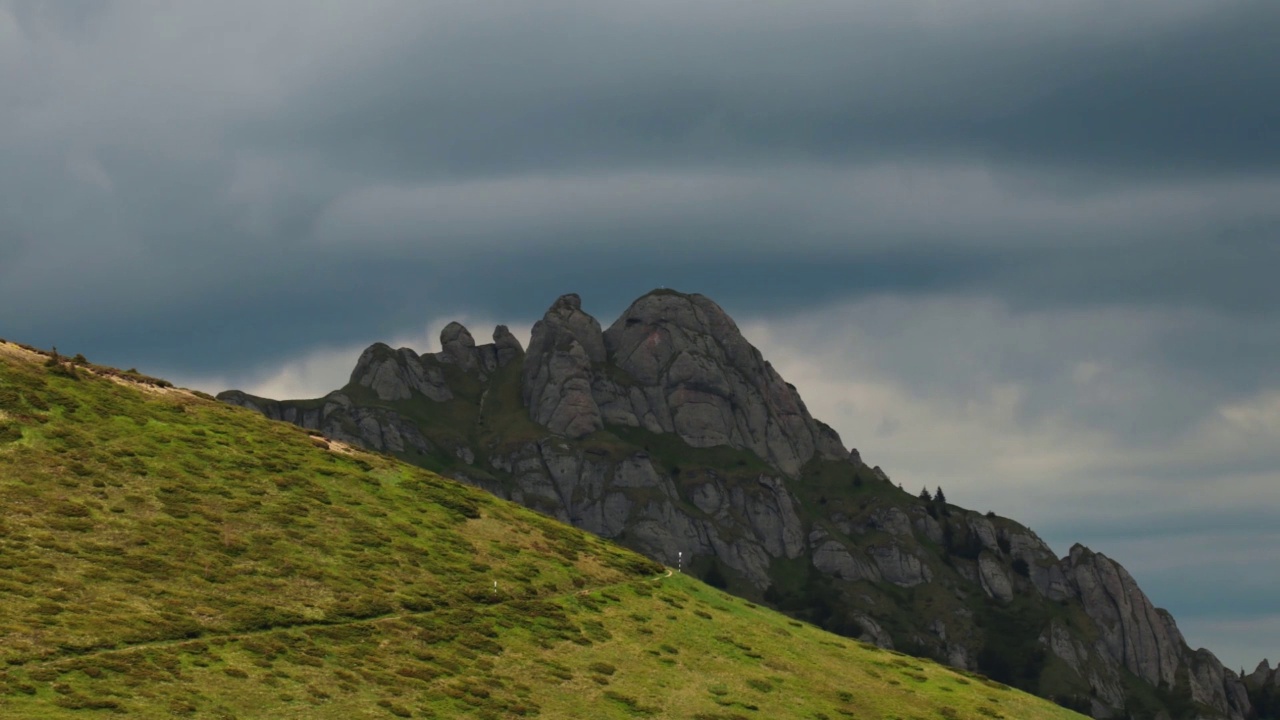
[0,422,22,443]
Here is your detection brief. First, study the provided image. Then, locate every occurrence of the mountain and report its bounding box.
[0,339,1091,719]
[220,289,1254,720]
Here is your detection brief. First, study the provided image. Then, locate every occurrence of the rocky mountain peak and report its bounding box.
[349,342,453,402]
[493,325,524,366]
[439,321,478,371]
[536,293,607,363]
[602,291,747,385]
[516,289,848,475]
[520,294,608,438]
[551,292,583,311]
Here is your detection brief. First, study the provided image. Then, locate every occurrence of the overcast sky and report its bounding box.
[2,0,1278,672]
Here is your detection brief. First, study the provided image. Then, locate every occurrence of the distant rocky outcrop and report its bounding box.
[520,291,848,475]
[219,323,525,455]
[219,289,1252,720]
[1053,546,1249,719]
[1242,658,1280,719]
[596,291,847,475]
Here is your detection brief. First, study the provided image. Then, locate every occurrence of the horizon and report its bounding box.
[2,1,1278,675]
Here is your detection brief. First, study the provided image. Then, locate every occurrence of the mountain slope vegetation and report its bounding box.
[0,340,1086,719]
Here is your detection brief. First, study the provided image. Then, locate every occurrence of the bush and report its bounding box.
[0,422,22,443]
[603,691,657,715]
[46,362,79,380]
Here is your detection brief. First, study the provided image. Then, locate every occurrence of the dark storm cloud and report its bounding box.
[0,0,1273,409]
[230,0,1280,179]
[240,1,1280,181]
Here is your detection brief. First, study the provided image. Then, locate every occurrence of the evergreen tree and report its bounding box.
[935,486,947,504]
[918,487,932,502]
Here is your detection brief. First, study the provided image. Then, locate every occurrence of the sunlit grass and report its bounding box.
[0,341,1084,719]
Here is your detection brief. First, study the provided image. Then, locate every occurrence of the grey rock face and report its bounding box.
[854,613,895,649]
[517,290,852,473]
[746,475,808,559]
[869,544,932,587]
[1043,621,1090,676]
[912,512,944,545]
[496,290,853,470]
[1187,649,1250,720]
[522,294,606,438]
[595,291,846,475]
[493,325,524,367]
[217,389,434,455]
[1045,545,1251,720]
[977,551,1013,602]
[869,507,915,538]
[523,336,602,438]
[811,537,881,583]
[350,343,454,402]
[476,443,806,590]
[439,322,479,371]
[969,516,999,553]
[1065,545,1182,689]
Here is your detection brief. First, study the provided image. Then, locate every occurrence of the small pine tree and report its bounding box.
[918,487,932,502]
[934,486,947,504]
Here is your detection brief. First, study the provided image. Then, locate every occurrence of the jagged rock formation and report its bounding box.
[596,291,847,475]
[1243,658,1280,719]
[215,388,434,454]
[352,344,454,402]
[219,289,1252,720]
[219,323,525,455]
[522,294,605,438]
[1052,546,1249,718]
[517,291,848,475]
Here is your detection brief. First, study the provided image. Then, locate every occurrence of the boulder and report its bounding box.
[869,544,932,587]
[812,537,881,583]
[439,322,478,371]
[977,551,1013,602]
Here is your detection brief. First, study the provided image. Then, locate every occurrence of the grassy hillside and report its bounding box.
[0,341,1084,719]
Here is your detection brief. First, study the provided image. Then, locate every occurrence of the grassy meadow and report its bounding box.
[0,340,1084,719]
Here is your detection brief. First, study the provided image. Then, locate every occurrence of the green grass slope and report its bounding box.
[0,342,1085,720]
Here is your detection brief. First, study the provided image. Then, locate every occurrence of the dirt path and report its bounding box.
[15,567,676,670]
